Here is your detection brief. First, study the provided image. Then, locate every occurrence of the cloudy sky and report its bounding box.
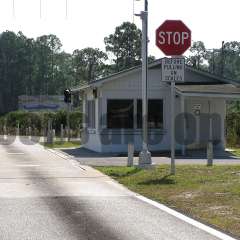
[0,0,239,58]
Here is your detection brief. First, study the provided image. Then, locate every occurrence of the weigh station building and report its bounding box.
[72,59,240,154]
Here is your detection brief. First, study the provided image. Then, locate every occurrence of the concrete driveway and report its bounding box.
[0,138,237,240]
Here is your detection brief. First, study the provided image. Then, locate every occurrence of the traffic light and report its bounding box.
[64,89,72,103]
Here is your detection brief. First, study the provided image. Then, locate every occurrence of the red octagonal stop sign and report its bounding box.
[156,20,191,56]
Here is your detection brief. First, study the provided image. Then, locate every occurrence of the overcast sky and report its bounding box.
[0,0,239,58]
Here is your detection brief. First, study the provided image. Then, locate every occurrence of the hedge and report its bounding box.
[0,109,238,146]
[0,110,82,137]
[226,112,240,146]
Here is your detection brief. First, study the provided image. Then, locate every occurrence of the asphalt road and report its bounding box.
[0,137,234,240]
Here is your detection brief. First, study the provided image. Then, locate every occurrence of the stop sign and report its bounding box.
[156,20,191,56]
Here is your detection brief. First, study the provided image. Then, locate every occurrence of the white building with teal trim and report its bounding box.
[72,59,240,154]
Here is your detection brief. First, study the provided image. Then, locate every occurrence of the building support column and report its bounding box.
[82,95,87,129]
[95,97,99,132]
[133,99,137,130]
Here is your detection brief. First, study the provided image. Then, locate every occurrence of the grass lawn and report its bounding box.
[96,165,240,238]
[41,141,80,149]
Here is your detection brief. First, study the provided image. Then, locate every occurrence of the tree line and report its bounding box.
[187,40,240,80]
[1,20,240,114]
[0,22,143,114]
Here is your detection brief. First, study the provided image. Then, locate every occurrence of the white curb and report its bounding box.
[136,195,237,240]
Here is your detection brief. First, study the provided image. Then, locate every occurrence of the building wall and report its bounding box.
[98,68,172,153]
[82,68,226,153]
[184,97,226,150]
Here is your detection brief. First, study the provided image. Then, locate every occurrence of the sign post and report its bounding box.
[171,81,175,174]
[136,0,152,167]
[162,57,185,175]
[156,20,191,174]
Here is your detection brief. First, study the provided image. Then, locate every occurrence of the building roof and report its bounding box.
[71,58,240,92]
[175,83,240,98]
[71,65,141,92]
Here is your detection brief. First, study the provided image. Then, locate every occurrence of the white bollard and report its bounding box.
[70,129,73,140]
[127,143,134,167]
[78,124,81,139]
[60,124,64,143]
[52,129,56,141]
[3,125,7,139]
[16,123,20,136]
[47,119,53,144]
[28,127,32,139]
[3,125,7,135]
[207,141,213,166]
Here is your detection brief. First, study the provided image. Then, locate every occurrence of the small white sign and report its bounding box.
[162,57,185,82]
[193,104,201,110]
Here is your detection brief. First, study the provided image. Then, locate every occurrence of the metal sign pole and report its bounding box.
[171,80,176,174]
[156,20,191,175]
[67,102,70,142]
[142,10,148,154]
[162,57,185,175]
[136,0,151,167]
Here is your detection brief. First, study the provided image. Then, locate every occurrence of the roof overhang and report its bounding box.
[175,84,240,99]
[71,58,240,93]
[71,66,141,93]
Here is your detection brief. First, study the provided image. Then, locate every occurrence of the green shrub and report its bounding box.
[226,112,240,146]
[0,110,82,137]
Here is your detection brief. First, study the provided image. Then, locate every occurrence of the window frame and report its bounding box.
[107,99,134,129]
[137,98,164,129]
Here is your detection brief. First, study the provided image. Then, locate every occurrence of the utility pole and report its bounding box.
[221,41,225,77]
[132,0,135,23]
[12,0,15,18]
[207,48,222,75]
[64,89,72,142]
[136,0,152,167]
[65,0,68,19]
[40,0,42,19]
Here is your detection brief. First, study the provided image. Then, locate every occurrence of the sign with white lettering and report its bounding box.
[156,20,191,56]
[162,57,185,82]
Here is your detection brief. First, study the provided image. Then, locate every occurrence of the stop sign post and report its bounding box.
[156,20,191,175]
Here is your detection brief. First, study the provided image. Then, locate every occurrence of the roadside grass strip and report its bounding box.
[41,141,80,149]
[96,165,240,239]
[227,148,240,158]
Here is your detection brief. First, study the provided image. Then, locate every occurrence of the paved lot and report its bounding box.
[0,138,236,239]
[61,147,240,166]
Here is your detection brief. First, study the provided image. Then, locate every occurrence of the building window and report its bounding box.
[87,100,95,128]
[137,99,163,129]
[107,100,134,129]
